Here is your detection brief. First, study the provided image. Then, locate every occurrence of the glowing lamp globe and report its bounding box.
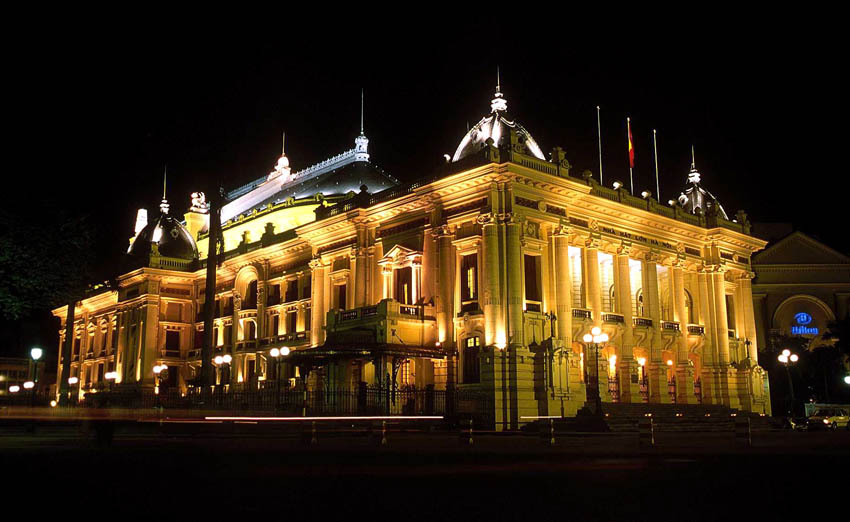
[214,356,223,365]
[844,376,850,385]
[270,348,280,357]
[223,354,232,364]
[68,376,78,385]
[782,349,791,357]
[789,354,799,362]
[23,381,35,389]
[31,347,43,360]
[598,333,609,343]
[9,385,20,393]
[591,326,602,336]
[778,354,789,363]
[583,333,593,343]
[280,347,291,356]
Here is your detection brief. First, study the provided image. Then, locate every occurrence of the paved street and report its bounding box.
[2,416,848,520]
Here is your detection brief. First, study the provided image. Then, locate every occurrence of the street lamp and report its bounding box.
[9,385,20,393]
[777,349,799,416]
[844,375,850,385]
[153,365,168,410]
[105,371,116,392]
[30,347,42,390]
[68,376,79,403]
[582,326,609,415]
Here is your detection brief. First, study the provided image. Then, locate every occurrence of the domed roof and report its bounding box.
[452,83,545,163]
[677,158,729,220]
[128,199,199,261]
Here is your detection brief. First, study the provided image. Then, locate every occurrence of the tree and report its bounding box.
[0,207,97,401]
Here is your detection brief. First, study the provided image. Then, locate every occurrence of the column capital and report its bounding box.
[431,224,454,239]
[308,257,329,270]
[585,236,601,249]
[552,219,571,237]
[616,241,632,257]
[476,212,496,225]
[737,270,756,280]
[643,250,662,263]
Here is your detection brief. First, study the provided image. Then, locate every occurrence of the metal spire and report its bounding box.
[496,66,501,93]
[360,88,364,135]
[160,166,170,214]
[282,132,286,155]
[491,66,507,113]
[691,145,696,170]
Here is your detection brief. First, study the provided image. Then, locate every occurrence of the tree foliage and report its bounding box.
[0,208,95,320]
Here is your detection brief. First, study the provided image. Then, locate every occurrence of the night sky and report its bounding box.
[3,16,844,358]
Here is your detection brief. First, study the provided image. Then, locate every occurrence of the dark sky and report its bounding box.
[3,14,845,358]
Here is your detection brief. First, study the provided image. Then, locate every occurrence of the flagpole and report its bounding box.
[653,129,660,201]
[626,116,635,194]
[596,105,603,185]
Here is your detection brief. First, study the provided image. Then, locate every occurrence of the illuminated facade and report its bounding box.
[53,84,772,428]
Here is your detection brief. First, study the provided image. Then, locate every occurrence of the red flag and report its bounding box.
[627,118,634,168]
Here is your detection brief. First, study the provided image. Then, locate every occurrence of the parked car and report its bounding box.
[806,408,850,431]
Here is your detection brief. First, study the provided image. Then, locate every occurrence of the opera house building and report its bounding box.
[53,84,771,429]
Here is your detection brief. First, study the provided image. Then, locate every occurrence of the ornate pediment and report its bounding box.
[753,231,850,265]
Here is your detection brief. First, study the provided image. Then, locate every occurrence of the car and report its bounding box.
[806,408,850,431]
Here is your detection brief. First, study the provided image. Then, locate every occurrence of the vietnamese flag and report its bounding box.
[627,117,634,168]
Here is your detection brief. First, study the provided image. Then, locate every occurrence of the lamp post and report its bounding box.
[582,326,609,415]
[68,376,79,404]
[153,365,168,411]
[269,347,291,411]
[30,348,42,386]
[213,354,232,407]
[104,371,116,392]
[777,349,799,416]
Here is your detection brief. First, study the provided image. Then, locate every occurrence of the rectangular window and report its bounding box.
[725,295,736,333]
[267,284,281,306]
[270,314,280,337]
[524,254,542,306]
[336,284,347,310]
[223,324,233,347]
[286,311,297,334]
[165,330,180,352]
[285,280,298,302]
[304,308,311,332]
[463,337,481,384]
[460,254,478,302]
[394,266,413,304]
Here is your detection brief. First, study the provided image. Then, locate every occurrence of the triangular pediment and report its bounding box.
[753,231,850,265]
[380,244,422,264]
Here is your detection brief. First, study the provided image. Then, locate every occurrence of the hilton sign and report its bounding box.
[790,312,819,335]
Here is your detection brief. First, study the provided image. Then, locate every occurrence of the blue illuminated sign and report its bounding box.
[794,312,813,325]
[791,312,818,335]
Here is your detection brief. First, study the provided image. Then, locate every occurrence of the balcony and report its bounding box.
[572,309,592,320]
[687,324,705,335]
[633,317,653,328]
[260,331,309,346]
[661,321,680,332]
[326,299,437,347]
[602,313,624,324]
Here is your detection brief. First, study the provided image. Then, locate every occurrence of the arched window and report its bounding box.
[244,280,258,309]
[635,289,645,317]
[684,290,694,324]
[606,284,616,313]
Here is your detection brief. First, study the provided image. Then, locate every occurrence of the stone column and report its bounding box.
[309,258,327,347]
[712,266,739,408]
[643,254,669,403]
[435,226,456,389]
[552,223,572,342]
[672,262,696,403]
[354,247,367,308]
[584,238,603,327]
[698,266,718,404]
[506,216,524,348]
[739,272,758,360]
[479,213,503,347]
[615,243,639,402]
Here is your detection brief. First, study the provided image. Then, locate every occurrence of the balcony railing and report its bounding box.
[602,313,624,324]
[160,349,181,359]
[572,309,592,320]
[633,317,653,327]
[260,332,309,346]
[661,321,680,332]
[687,324,705,335]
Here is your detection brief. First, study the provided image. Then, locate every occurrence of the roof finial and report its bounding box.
[490,67,507,113]
[282,132,286,155]
[691,144,696,170]
[160,166,170,214]
[360,88,364,135]
[687,145,701,184]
